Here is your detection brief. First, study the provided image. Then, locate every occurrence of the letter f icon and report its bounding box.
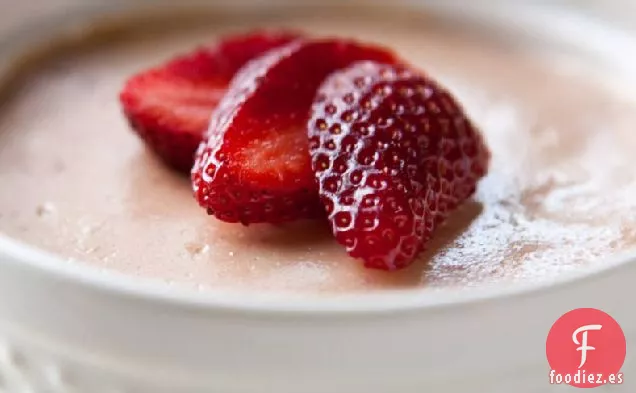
[573,324,602,369]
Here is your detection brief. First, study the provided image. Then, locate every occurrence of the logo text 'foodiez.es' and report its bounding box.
[546,308,626,388]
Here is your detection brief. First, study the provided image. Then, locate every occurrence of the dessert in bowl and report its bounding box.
[0,2,634,392]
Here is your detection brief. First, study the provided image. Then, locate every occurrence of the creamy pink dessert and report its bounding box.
[1,11,636,293]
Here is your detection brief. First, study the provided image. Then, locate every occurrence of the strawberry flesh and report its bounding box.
[309,62,490,270]
[120,30,303,172]
[192,40,399,225]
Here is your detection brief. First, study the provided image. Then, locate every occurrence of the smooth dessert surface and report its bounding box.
[1,10,636,293]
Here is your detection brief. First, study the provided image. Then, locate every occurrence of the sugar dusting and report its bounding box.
[418,79,634,287]
[35,202,56,217]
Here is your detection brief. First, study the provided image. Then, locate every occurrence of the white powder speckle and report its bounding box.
[35,202,56,217]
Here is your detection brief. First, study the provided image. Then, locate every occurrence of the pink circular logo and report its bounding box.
[546,308,626,388]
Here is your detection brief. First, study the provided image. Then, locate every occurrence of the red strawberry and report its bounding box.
[308,62,490,270]
[120,30,303,172]
[192,40,398,225]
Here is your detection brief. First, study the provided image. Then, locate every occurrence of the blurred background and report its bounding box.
[0,1,633,62]
[0,0,633,32]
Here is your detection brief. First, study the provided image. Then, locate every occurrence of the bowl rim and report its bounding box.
[2,233,636,316]
[1,0,636,316]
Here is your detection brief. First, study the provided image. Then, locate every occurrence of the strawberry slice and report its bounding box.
[120,30,303,172]
[309,62,490,270]
[191,40,398,225]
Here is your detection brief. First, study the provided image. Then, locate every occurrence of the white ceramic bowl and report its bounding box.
[0,2,635,392]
